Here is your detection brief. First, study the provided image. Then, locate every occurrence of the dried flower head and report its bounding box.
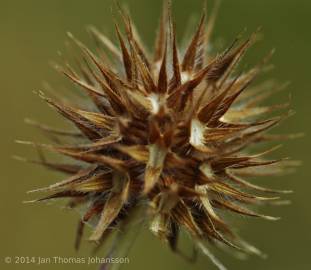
[20,1,298,269]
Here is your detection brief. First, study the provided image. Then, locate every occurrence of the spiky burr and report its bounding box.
[20,1,297,269]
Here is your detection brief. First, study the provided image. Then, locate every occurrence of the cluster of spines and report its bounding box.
[17,1,300,269]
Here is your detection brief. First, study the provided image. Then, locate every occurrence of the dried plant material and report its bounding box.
[20,1,298,269]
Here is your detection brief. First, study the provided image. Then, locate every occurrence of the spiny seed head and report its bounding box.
[22,1,298,269]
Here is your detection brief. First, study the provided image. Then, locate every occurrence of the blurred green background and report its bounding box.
[1,0,310,269]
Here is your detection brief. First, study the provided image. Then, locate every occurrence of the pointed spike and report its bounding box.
[209,76,255,125]
[226,173,293,194]
[157,42,168,93]
[61,68,107,98]
[214,199,280,221]
[170,22,182,90]
[182,13,206,72]
[115,23,133,82]
[197,72,241,122]
[89,175,129,241]
[144,144,167,194]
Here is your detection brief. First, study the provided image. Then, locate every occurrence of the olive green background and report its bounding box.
[1,0,310,269]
